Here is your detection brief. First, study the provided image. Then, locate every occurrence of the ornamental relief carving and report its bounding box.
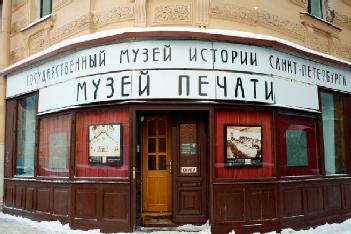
[152,4,192,25]
[342,0,351,7]
[210,2,257,25]
[335,42,351,60]
[334,11,351,30]
[92,6,134,28]
[50,14,91,44]
[10,48,24,63]
[52,0,73,12]
[29,29,50,54]
[210,1,305,40]
[289,0,308,8]
[257,8,305,40]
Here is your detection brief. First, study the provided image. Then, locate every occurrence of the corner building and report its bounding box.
[1,1,351,233]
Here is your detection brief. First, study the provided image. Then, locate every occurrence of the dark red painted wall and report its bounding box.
[75,108,129,177]
[215,110,274,179]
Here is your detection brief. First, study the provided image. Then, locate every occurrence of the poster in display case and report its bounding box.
[225,125,262,167]
[88,124,122,166]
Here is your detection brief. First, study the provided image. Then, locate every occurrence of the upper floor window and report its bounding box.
[307,0,335,23]
[40,0,52,18]
[308,0,324,19]
[29,0,52,22]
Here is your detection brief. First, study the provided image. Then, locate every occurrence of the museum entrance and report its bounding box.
[141,115,172,224]
[137,111,209,226]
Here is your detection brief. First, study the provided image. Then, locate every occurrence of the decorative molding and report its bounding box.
[195,0,209,27]
[50,14,91,44]
[334,11,351,30]
[210,1,305,40]
[342,0,351,7]
[92,6,134,28]
[52,0,74,12]
[304,28,329,53]
[12,0,25,12]
[11,18,27,34]
[300,13,341,37]
[290,0,308,8]
[152,4,192,25]
[134,0,147,27]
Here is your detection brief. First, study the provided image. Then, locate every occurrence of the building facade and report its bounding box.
[1,0,351,233]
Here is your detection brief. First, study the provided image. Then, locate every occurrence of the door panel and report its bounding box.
[173,117,208,223]
[142,116,172,212]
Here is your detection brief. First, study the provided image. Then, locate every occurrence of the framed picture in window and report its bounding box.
[88,124,122,166]
[224,125,262,167]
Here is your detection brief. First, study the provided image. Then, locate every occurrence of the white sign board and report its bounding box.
[7,40,351,113]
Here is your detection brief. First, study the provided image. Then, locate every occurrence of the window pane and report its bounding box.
[158,120,166,136]
[148,120,156,136]
[321,92,346,175]
[286,130,308,166]
[159,138,166,153]
[16,95,37,176]
[148,155,156,170]
[38,115,71,177]
[40,0,52,17]
[309,0,323,18]
[159,155,167,170]
[148,138,156,153]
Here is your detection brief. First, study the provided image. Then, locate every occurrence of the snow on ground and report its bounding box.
[1,212,351,234]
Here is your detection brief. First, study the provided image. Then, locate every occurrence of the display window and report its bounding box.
[278,114,319,176]
[321,92,347,175]
[215,111,274,179]
[75,108,129,178]
[15,94,37,176]
[38,114,72,177]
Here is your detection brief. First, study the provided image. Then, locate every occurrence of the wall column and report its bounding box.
[0,0,12,209]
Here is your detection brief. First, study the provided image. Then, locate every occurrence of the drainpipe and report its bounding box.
[0,0,12,209]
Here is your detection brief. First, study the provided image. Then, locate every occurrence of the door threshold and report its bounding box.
[141,212,175,227]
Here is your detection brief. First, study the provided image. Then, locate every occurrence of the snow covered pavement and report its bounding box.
[0,212,351,234]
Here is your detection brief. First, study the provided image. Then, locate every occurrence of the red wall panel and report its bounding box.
[215,110,274,179]
[75,108,129,177]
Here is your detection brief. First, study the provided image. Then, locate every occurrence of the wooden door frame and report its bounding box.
[130,105,211,230]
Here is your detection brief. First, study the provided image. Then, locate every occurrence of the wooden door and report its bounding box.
[173,114,208,223]
[142,116,172,212]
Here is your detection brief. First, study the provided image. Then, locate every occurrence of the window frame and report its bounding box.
[14,93,38,178]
